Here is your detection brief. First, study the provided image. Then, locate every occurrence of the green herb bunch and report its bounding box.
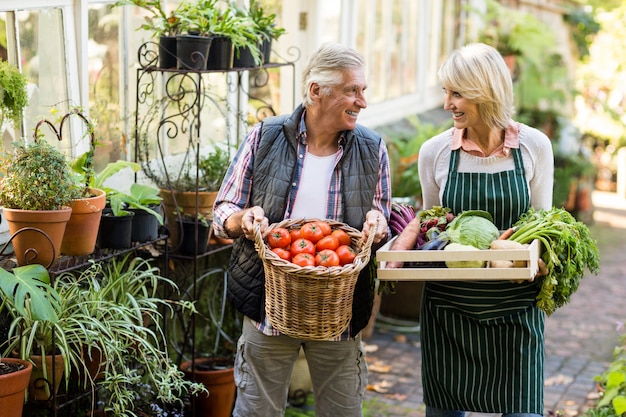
[0,140,80,210]
[510,206,600,316]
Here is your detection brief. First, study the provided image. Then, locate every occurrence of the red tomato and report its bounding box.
[315,221,332,236]
[316,235,339,251]
[300,222,324,243]
[290,238,316,257]
[331,229,352,246]
[315,249,340,267]
[289,228,302,242]
[336,245,357,265]
[267,227,291,249]
[292,253,315,267]
[271,247,292,261]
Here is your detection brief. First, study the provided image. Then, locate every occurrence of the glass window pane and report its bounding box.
[88,3,125,172]
[17,9,69,138]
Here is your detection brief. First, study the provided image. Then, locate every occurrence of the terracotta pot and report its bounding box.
[159,189,217,248]
[180,358,235,417]
[3,207,72,267]
[29,354,65,402]
[0,358,32,417]
[61,188,106,256]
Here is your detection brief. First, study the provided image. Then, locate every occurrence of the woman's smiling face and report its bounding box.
[442,87,483,129]
[317,68,368,132]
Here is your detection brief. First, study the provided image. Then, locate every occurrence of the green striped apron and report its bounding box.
[421,148,545,414]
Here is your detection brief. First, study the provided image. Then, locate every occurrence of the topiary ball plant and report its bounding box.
[0,139,80,211]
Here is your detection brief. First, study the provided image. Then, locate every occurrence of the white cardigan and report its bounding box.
[418,123,554,211]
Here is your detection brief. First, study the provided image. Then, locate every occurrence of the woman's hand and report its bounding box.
[362,210,388,244]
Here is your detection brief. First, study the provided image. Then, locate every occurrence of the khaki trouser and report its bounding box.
[232,316,368,417]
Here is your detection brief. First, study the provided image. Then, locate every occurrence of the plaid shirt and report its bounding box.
[213,110,391,340]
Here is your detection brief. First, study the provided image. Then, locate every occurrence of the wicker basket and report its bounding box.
[254,218,376,340]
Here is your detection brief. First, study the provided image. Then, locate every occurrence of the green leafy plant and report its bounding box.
[583,331,626,417]
[45,255,207,416]
[108,183,164,224]
[180,0,262,63]
[509,206,600,316]
[243,0,286,42]
[381,116,450,202]
[0,60,29,130]
[148,146,231,192]
[0,139,80,210]
[228,0,286,65]
[113,0,188,37]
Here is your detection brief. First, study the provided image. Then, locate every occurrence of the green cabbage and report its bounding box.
[440,210,500,250]
[444,243,485,268]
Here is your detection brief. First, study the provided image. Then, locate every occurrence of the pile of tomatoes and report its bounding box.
[266,220,358,267]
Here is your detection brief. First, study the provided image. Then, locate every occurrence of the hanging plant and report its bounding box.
[0,60,28,129]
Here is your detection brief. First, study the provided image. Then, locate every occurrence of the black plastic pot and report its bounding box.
[177,34,212,70]
[178,219,210,255]
[97,209,135,249]
[206,36,233,70]
[130,205,162,242]
[158,36,178,69]
[233,45,259,69]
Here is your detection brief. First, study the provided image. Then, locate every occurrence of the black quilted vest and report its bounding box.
[226,105,381,336]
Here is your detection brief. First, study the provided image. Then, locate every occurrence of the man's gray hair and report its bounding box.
[301,43,365,106]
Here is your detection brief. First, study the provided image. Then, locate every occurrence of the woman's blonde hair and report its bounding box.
[301,43,365,106]
[438,43,514,129]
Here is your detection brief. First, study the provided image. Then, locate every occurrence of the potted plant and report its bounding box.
[0,357,32,417]
[251,0,286,64]
[0,60,29,131]
[232,0,286,65]
[175,209,212,255]
[108,183,164,242]
[50,108,109,257]
[53,254,207,415]
[180,0,263,69]
[474,0,553,77]
[114,0,190,69]
[0,136,80,267]
[156,146,231,249]
[0,263,69,403]
[177,266,240,417]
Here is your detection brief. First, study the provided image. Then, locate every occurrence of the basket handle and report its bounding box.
[357,217,378,264]
[253,221,267,257]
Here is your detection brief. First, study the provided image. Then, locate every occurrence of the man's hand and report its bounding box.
[225,206,268,240]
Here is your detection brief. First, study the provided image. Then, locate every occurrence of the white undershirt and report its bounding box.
[290,151,336,219]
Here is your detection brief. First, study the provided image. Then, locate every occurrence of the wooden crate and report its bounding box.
[376,237,541,281]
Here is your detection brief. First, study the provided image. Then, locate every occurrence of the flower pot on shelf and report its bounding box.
[3,207,72,267]
[180,357,235,417]
[159,189,217,248]
[96,209,135,250]
[130,204,162,243]
[61,188,106,256]
[0,358,32,417]
[28,353,65,402]
[158,35,178,69]
[261,37,272,64]
[178,219,210,255]
[206,36,234,71]
[177,34,212,70]
[233,45,259,69]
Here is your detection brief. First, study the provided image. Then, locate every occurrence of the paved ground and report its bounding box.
[358,190,626,417]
